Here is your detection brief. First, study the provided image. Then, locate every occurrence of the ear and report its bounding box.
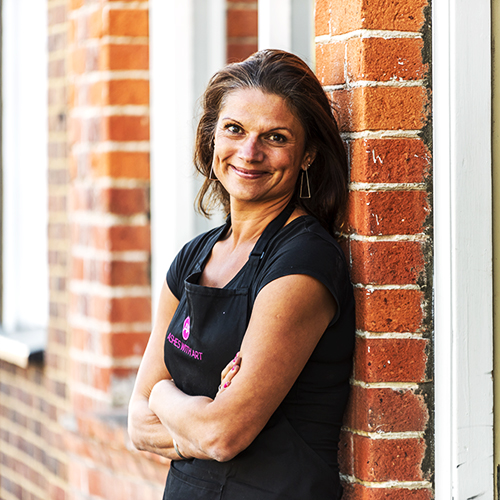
[302,148,317,170]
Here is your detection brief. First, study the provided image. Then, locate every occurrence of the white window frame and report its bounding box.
[433,0,494,497]
[0,0,48,367]
[258,0,314,67]
[149,0,226,316]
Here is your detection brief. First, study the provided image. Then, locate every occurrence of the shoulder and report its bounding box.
[256,216,352,307]
[167,223,226,298]
[264,216,348,273]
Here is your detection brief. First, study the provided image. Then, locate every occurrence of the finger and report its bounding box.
[223,362,240,386]
[217,362,241,396]
[220,352,241,380]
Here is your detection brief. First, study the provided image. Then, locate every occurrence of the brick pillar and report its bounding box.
[315,1,433,498]
[68,0,151,413]
[227,0,258,62]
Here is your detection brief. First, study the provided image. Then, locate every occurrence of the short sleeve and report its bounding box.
[166,224,227,300]
[254,218,351,325]
[166,249,184,300]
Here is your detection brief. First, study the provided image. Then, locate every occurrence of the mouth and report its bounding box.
[230,165,269,179]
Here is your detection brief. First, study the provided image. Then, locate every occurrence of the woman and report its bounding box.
[128,49,355,499]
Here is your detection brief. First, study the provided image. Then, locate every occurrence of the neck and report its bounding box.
[226,197,293,246]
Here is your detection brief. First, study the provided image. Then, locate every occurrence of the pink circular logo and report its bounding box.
[182,317,190,341]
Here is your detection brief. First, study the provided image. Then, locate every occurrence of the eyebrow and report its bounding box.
[219,117,294,134]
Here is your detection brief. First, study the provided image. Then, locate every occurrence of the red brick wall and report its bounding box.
[227,0,258,62]
[65,1,168,498]
[315,0,433,498]
[67,0,151,413]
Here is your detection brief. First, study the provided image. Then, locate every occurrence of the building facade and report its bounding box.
[0,0,495,499]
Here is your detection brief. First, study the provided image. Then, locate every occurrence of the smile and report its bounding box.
[230,165,269,179]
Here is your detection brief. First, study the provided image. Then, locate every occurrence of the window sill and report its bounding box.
[0,328,46,368]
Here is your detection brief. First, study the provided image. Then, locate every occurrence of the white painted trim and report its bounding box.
[258,0,314,66]
[2,0,48,332]
[433,1,494,497]
[150,0,225,318]
[258,0,292,52]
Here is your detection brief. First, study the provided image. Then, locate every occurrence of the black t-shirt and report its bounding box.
[167,214,355,470]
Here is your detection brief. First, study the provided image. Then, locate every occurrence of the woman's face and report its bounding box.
[212,88,311,207]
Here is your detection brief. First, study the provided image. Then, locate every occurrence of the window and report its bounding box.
[0,0,48,367]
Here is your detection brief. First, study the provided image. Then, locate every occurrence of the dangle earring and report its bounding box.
[299,165,311,199]
[209,163,218,180]
[209,139,218,180]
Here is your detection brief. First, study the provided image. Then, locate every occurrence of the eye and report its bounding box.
[268,133,287,143]
[224,123,243,134]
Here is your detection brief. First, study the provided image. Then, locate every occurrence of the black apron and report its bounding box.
[163,203,342,499]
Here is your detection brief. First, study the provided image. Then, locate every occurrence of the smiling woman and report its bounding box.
[212,89,312,209]
[128,49,355,500]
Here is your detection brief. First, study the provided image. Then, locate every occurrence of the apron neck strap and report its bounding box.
[242,200,296,282]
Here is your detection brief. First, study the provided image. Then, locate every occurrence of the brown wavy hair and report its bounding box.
[194,49,348,234]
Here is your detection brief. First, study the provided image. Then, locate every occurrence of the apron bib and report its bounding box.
[163,202,342,499]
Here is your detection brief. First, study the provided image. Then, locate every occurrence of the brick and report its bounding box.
[315,0,363,36]
[48,32,67,52]
[108,79,149,105]
[90,152,150,179]
[347,37,426,82]
[350,138,430,183]
[315,42,345,86]
[89,9,104,38]
[70,47,86,75]
[342,483,433,500]
[354,337,428,382]
[110,297,151,323]
[339,431,426,482]
[104,332,151,356]
[100,44,149,71]
[49,59,66,78]
[344,385,429,432]
[227,43,258,63]
[108,10,149,37]
[332,86,428,132]
[347,190,430,236]
[71,224,150,251]
[71,186,149,215]
[350,240,425,285]
[109,260,150,286]
[315,0,427,36]
[106,187,149,214]
[48,4,67,25]
[69,0,84,10]
[74,258,149,286]
[361,0,427,32]
[227,10,258,38]
[103,225,151,251]
[354,288,423,333]
[103,115,149,141]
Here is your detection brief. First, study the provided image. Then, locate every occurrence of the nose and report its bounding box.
[238,135,264,163]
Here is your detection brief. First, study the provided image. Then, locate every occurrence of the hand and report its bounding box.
[216,352,241,396]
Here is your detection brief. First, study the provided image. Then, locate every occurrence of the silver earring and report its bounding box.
[299,167,311,199]
[209,163,218,180]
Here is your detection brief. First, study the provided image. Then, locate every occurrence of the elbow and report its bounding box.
[127,404,147,452]
[202,427,252,462]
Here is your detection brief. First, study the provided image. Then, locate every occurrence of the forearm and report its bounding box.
[128,396,180,461]
[149,379,242,462]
